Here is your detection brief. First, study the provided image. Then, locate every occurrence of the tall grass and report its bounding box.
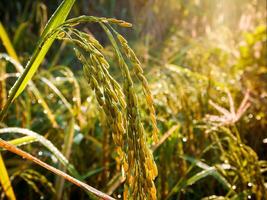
[0,0,266,199]
[0,0,159,199]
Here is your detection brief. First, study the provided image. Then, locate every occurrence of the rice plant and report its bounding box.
[0,0,266,199]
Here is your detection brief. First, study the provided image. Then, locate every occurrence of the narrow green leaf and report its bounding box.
[14,0,75,99]
[0,127,79,178]
[0,0,75,121]
[8,136,37,147]
[0,53,59,127]
[40,77,73,114]
[185,167,219,186]
[0,139,115,200]
[13,22,29,47]
[55,117,75,199]
[0,153,16,200]
[0,22,19,61]
[183,155,231,189]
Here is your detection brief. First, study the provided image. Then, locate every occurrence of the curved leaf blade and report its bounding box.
[0,153,16,200]
[0,0,75,121]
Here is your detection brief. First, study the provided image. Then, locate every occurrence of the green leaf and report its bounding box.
[183,155,231,189]
[185,167,221,186]
[40,77,73,114]
[0,153,16,200]
[167,156,232,199]
[0,22,19,61]
[0,139,115,200]
[0,0,75,121]
[8,136,37,147]
[0,127,79,178]
[14,0,75,99]
[0,53,59,127]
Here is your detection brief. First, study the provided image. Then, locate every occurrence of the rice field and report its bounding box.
[0,0,266,199]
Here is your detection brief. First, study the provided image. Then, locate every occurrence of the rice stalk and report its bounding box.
[0,60,6,109]
[45,16,159,199]
[0,139,115,200]
[100,22,158,200]
[1,3,159,198]
[55,117,75,200]
[0,127,79,178]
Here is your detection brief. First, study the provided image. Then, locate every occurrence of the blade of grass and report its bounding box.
[183,155,231,189]
[8,136,37,147]
[0,58,7,108]
[46,66,81,114]
[0,30,59,127]
[0,22,19,61]
[0,24,17,195]
[0,139,115,200]
[166,156,232,199]
[40,77,73,113]
[55,117,75,199]
[152,125,180,151]
[0,153,16,200]
[0,127,80,178]
[185,167,224,187]
[0,0,75,121]
[13,22,29,47]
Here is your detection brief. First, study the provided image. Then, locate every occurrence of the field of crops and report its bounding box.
[0,0,266,199]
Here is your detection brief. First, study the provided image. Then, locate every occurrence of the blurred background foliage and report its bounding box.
[0,0,266,199]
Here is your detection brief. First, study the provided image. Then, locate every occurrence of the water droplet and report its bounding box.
[40,196,44,200]
[117,194,121,199]
[38,151,43,156]
[38,99,42,104]
[221,96,226,102]
[72,97,77,102]
[247,182,253,187]
[86,97,91,103]
[230,79,235,84]
[256,115,261,120]
[73,133,84,144]
[48,93,54,99]
[74,124,80,131]
[43,110,47,114]
[222,163,231,169]
[15,73,20,77]
[51,155,58,163]
[247,195,252,199]
[81,106,87,112]
[232,185,236,190]
[182,137,187,142]
[248,114,253,119]
[216,87,221,91]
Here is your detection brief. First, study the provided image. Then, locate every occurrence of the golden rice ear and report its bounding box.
[63,26,129,176]
[2,11,158,199]
[97,22,158,199]
[115,31,159,143]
